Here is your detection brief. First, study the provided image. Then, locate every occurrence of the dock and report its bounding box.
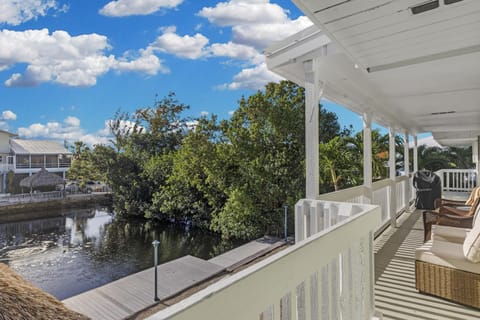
[63,237,285,320]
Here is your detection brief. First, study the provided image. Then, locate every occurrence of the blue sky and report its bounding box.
[0,0,373,146]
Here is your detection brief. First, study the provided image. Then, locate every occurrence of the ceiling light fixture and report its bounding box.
[411,0,439,15]
[431,111,456,115]
[444,0,463,4]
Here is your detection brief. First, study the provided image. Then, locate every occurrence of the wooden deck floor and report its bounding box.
[374,209,480,320]
[63,237,284,320]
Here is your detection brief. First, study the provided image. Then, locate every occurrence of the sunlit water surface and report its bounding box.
[0,207,240,300]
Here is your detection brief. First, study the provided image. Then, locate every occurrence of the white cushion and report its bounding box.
[472,201,480,227]
[463,217,480,263]
[431,225,468,243]
[416,241,480,274]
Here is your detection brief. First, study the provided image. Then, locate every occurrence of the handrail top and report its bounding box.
[147,199,380,320]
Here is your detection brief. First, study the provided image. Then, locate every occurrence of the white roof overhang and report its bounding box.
[265,0,480,147]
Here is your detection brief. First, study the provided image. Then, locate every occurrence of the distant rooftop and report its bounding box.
[10,139,71,155]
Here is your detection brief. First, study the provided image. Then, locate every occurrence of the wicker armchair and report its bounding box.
[416,223,480,308]
[433,186,480,209]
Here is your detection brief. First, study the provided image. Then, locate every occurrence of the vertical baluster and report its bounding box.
[340,248,353,320]
[310,273,319,320]
[331,258,339,320]
[315,202,324,232]
[281,293,292,320]
[296,282,306,320]
[368,231,375,318]
[320,262,330,319]
[310,203,318,236]
[260,306,274,320]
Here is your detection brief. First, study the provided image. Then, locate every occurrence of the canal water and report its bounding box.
[0,207,242,300]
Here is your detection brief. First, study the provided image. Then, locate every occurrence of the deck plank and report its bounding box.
[374,209,480,320]
[208,236,284,269]
[63,255,224,320]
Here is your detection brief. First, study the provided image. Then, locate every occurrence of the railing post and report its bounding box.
[303,59,321,199]
[389,127,397,227]
[363,112,373,204]
[403,132,410,211]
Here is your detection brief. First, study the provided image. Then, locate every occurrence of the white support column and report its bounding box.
[403,132,410,176]
[363,113,373,203]
[304,59,321,199]
[403,132,411,211]
[413,135,418,173]
[475,137,480,187]
[389,127,397,227]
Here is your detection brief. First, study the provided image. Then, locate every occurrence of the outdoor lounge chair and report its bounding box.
[423,197,480,241]
[415,214,480,309]
[434,186,480,209]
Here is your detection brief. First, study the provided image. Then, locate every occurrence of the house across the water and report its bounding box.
[0,130,72,192]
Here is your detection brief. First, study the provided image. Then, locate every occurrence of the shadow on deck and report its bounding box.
[374,209,480,319]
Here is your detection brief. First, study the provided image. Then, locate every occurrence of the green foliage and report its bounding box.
[417,145,473,171]
[319,136,355,192]
[67,141,103,186]
[6,170,21,194]
[90,92,190,219]
[211,188,261,240]
[78,80,473,242]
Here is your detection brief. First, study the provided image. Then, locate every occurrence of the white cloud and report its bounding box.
[228,110,235,116]
[217,62,282,90]
[100,0,183,17]
[200,111,209,116]
[0,29,168,87]
[150,26,209,59]
[210,42,262,63]
[114,48,169,75]
[232,16,312,49]
[64,116,80,127]
[198,0,312,49]
[196,1,312,89]
[17,116,113,147]
[2,110,17,120]
[0,0,66,26]
[198,0,286,26]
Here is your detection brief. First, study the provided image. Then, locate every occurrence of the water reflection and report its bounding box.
[0,207,241,300]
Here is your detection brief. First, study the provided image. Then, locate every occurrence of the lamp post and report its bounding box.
[284,205,288,242]
[152,240,160,301]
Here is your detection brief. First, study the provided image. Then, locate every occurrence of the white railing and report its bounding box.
[435,169,477,193]
[318,175,413,231]
[317,185,368,204]
[147,201,381,320]
[371,179,390,226]
[0,191,63,205]
[0,163,15,172]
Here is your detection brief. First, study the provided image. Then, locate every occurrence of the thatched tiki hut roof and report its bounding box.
[0,264,89,320]
[19,168,64,192]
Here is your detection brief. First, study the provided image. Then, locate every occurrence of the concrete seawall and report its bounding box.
[0,193,112,223]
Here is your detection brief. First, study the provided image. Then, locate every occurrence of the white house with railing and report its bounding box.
[142,1,480,319]
[0,130,71,192]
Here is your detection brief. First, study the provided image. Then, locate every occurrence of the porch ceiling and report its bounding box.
[266,0,480,146]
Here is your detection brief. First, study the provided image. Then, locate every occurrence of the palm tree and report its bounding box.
[346,129,400,182]
[319,136,354,191]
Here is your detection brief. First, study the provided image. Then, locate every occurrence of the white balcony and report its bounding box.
[147,200,382,320]
[145,1,480,318]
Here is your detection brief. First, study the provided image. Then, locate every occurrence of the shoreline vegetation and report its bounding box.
[66,80,473,241]
[68,81,347,241]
